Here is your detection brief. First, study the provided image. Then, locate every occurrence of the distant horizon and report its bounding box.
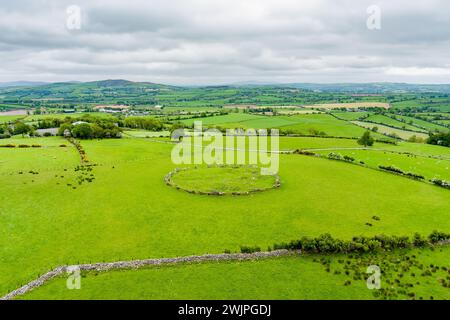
[3,79,450,87]
[2,1,450,85]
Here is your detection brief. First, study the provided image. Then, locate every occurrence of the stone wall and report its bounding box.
[164,166,281,196]
[0,249,296,300]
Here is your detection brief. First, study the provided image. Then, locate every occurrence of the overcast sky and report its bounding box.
[1,0,450,85]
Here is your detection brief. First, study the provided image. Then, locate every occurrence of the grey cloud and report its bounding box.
[0,0,450,84]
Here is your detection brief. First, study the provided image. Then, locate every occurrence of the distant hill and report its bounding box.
[0,81,49,88]
[1,79,450,109]
[276,82,450,93]
[2,79,450,93]
[0,79,178,105]
[88,79,135,87]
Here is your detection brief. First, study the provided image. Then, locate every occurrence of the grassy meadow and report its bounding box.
[1,99,450,301]
[21,246,450,300]
[351,121,429,140]
[1,133,449,299]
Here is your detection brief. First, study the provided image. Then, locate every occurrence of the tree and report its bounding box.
[427,132,450,147]
[72,123,93,139]
[90,123,105,139]
[13,122,32,137]
[58,123,73,136]
[358,131,374,147]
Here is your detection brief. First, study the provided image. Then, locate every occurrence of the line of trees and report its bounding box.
[427,132,450,147]
[60,122,122,139]
[357,131,374,146]
[265,231,449,254]
[0,122,34,138]
[118,117,164,131]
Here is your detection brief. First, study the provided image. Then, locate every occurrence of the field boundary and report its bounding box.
[299,146,450,161]
[291,149,450,188]
[164,166,281,196]
[0,249,296,300]
[65,137,89,163]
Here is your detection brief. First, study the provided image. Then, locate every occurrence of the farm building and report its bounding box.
[94,105,130,113]
[72,121,88,126]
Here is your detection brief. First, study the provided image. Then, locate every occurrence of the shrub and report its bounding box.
[328,152,343,160]
[379,165,424,180]
[293,149,316,156]
[427,132,450,147]
[431,178,450,189]
[13,122,32,136]
[268,231,446,255]
[428,230,450,243]
[121,117,164,131]
[405,172,425,180]
[327,153,355,162]
[18,144,30,148]
[240,245,261,254]
[379,165,404,174]
[31,144,42,148]
[59,144,67,147]
[72,123,94,139]
[408,135,425,143]
[58,123,73,136]
[315,233,345,253]
[343,155,355,162]
[43,132,53,137]
[358,131,374,147]
[413,233,428,247]
[0,144,15,148]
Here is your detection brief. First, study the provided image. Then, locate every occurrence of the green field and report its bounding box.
[364,114,427,132]
[1,93,450,301]
[277,114,379,137]
[24,112,116,121]
[180,113,265,126]
[352,121,429,140]
[123,130,171,138]
[314,149,450,181]
[392,115,449,133]
[331,112,372,121]
[1,134,450,299]
[437,120,450,126]
[20,246,450,300]
[181,113,386,139]
[0,115,27,123]
[169,166,277,194]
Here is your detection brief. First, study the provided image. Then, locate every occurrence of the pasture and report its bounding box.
[181,113,388,139]
[364,114,427,132]
[301,102,390,109]
[1,134,449,299]
[351,121,429,140]
[20,246,450,300]
[392,115,449,133]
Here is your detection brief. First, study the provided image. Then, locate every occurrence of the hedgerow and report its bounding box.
[430,178,450,189]
[269,231,450,254]
[240,245,261,254]
[378,165,424,180]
